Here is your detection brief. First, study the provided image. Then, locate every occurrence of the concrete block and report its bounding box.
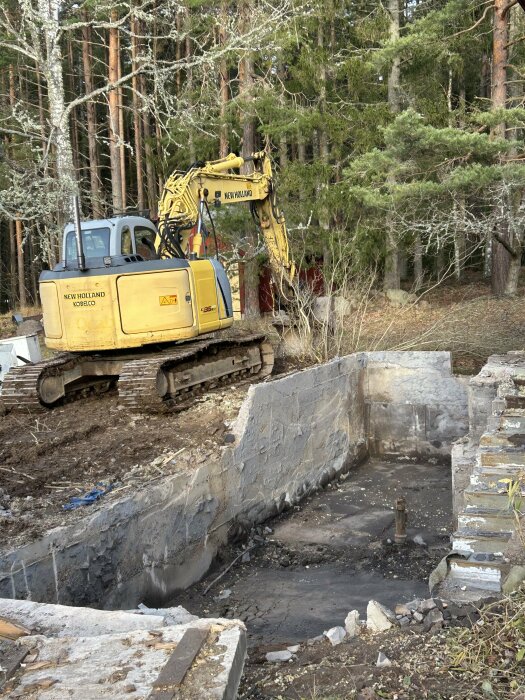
[6,618,246,700]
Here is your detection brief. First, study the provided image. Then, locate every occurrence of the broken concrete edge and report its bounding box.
[0,351,468,608]
[0,598,198,637]
[3,617,246,700]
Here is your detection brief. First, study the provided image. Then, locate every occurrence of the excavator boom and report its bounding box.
[157,151,295,300]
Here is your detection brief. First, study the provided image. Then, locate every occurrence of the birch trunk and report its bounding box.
[36,0,77,218]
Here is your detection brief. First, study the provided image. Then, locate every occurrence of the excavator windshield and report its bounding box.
[65,227,111,262]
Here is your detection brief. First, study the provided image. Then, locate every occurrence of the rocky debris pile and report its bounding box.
[262,597,483,663]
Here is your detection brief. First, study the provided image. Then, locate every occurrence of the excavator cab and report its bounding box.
[62,216,158,267]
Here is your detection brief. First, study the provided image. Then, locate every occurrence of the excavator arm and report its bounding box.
[156,151,296,299]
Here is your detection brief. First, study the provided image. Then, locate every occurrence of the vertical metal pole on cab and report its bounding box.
[73,195,86,271]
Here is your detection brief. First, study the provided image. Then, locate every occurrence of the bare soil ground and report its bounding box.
[0,386,248,550]
[349,277,525,375]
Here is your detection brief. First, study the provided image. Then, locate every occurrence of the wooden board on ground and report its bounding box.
[149,626,209,700]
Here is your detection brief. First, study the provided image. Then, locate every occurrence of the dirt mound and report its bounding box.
[0,386,248,549]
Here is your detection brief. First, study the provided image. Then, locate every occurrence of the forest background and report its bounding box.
[1,0,525,316]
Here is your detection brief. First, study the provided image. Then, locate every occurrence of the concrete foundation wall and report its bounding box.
[364,352,468,459]
[0,351,467,608]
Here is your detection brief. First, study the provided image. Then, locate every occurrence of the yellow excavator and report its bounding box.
[2,151,295,412]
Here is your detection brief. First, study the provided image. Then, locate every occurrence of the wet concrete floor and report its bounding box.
[171,458,452,646]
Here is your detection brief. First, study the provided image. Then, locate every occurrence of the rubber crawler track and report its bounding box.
[1,334,273,413]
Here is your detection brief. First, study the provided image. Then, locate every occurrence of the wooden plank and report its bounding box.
[0,617,31,641]
[148,627,208,700]
[0,640,29,690]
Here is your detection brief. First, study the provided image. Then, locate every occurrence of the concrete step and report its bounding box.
[503,395,525,410]
[480,431,525,449]
[452,529,512,555]
[448,557,504,592]
[499,410,525,431]
[464,485,514,511]
[471,465,525,488]
[479,447,525,467]
[458,508,516,534]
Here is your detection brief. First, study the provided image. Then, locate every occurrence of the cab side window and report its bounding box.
[121,226,132,255]
[134,226,156,260]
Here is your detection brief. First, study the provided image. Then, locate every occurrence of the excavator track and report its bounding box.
[118,334,274,413]
[1,353,76,412]
[1,334,274,413]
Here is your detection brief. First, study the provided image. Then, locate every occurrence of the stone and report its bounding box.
[385,289,416,307]
[413,612,424,623]
[399,616,410,627]
[344,610,360,638]
[266,650,293,662]
[420,598,437,613]
[135,604,198,626]
[287,645,300,653]
[413,534,426,546]
[394,603,410,616]
[307,635,324,646]
[423,609,444,631]
[405,599,421,611]
[312,296,331,323]
[334,296,355,318]
[215,589,232,600]
[376,651,392,667]
[366,601,396,633]
[324,626,347,646]
[502,565,525,594]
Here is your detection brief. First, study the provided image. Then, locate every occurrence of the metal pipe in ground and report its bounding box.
[394,497,407,544]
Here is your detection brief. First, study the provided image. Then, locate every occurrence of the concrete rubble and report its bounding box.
[323,626,346,646]
[344,610,360,638]
[366,601,396,632]
[0,599,246,699]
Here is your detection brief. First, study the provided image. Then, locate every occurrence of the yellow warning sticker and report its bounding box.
[159,295,178,306]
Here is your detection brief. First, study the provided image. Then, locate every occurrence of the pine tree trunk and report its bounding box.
[317,21,332,294]
[9,220,16,307]
[117,28,127,210]
[185,33,196,164]
[82,16,103,218]
[239,0,259,318]
[108,11,123,213]
[131,16,145,211]
[219,1,229,158]
[8,65,27,306]
[413,234,423,291]
[15,220,27,308]
[384,0,401,291]
[491,0,513,295]
[67,38,81,178]
[141,85,157,216]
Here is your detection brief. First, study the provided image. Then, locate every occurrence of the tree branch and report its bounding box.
[492,229,519,257]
